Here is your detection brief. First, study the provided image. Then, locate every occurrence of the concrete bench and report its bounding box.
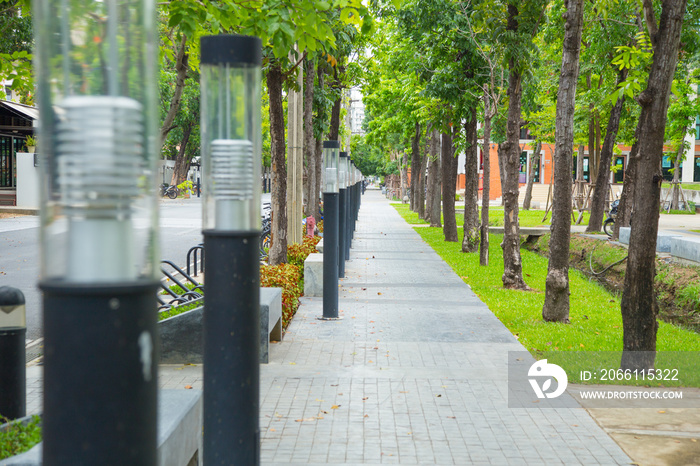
[159,287,283,364]
[304,253,323,297]
[489,226,550,242]
[670,236,700,263]
[316,238,324,253]
[618,227,683,253]
[0,390,203,466]
[259,287,283,363]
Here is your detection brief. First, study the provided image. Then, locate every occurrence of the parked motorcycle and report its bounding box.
[603,199,619,237]
[160,183,179,199]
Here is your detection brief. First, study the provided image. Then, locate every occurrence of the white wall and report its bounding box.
[16,152,40,208]
[159,160,176,185]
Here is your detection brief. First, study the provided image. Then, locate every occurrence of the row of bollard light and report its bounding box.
[1,2,364,464]
[320,145,364,320]
[29,1,266,462]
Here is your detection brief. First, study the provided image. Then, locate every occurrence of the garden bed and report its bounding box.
[526,234,700,333]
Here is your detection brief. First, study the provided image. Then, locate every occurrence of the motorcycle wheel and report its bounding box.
[167,188,178,199]
[603,218,615,237]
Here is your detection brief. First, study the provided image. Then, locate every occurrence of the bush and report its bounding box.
[260,263,303,328]
[0,416,42,460]
[287,236,321,268]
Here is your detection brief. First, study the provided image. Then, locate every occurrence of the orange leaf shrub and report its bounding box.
[287,235,321,268]
[260,262,303,329]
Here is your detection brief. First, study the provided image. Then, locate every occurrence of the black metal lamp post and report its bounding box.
[349,163,357,246]
[338,152,348,278]
[320,141,341,320]
[200,34,263,466]
[191,157,202,198]
[33,1,160,464]
[345,159,354,258]
[0,286,26,421]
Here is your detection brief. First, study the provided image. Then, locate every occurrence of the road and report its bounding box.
[0,197,204,343]
[1,193,273,344]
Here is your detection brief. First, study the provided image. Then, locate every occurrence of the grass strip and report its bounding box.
[407,217,700,387]
[391,203,590,227]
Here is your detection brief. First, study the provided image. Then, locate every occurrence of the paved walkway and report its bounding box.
[25,189,633,465]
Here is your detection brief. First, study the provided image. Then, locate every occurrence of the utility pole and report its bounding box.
[286,46,304,245]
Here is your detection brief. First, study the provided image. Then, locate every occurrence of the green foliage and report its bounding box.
[261,263,304,329]
[604,32,653,106]
[287,236,321,268]
[0,3,33,102]
[158,299,203,321]
[177,180,193,192]
[0,416,42,460]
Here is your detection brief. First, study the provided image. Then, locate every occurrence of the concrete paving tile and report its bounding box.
[21,191,637,465]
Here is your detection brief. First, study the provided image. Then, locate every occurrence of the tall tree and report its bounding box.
[542,0,585,323]
[462,108,480,252]
[267,60,289,264]
[410,122,421,210]
[621,0,687,370]
[586,67,628,232]
[442,128,459,242]
[521,141,541,210]
[303,58,317,218]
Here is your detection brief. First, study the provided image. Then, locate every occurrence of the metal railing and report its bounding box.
[186,243,204,277]
[157,260,204,313]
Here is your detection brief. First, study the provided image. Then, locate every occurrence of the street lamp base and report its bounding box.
[317,316,344,321]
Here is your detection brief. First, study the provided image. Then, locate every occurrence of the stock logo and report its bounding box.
[528,359,568,399]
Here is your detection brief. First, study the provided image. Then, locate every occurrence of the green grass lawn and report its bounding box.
[391,203,590,227]
[402,212,700,387]
[663,182,700,191]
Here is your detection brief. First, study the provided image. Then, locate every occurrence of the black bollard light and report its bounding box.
[338,152,348,278]
[33,1,160,464]
[345,159,354,258]
[0,286,26,421]
[320,141,341,320]
[200,34,263,466]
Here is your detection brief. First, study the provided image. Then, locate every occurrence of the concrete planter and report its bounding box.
[0,391,202,466]
[0,415,41,465]
[159,287,283,364]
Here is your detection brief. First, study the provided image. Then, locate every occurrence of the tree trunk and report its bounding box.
[621,0,686,371]
[542,0,584,323]
[328,68,342,141]
[671,143,683,210]
[314,137,323,224]
[480,89,492,266]
[501,5,528,290]
[442,130,458,242]
[614,138,639,240]
[160,35,188,144]
[410,122,421,211]
[313,64,326,224]
[170,120,194,186]
[497,144,507,206]
[303,58,316,219]
[418,124,431,220]
[417,149,426,217]
[400,152,409,199]
[267,62,288,265]
[462,107,480,252]
[427,129,442,227]
[587,68,628,232]
[425,129,435,223]
[522,140,542,210]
